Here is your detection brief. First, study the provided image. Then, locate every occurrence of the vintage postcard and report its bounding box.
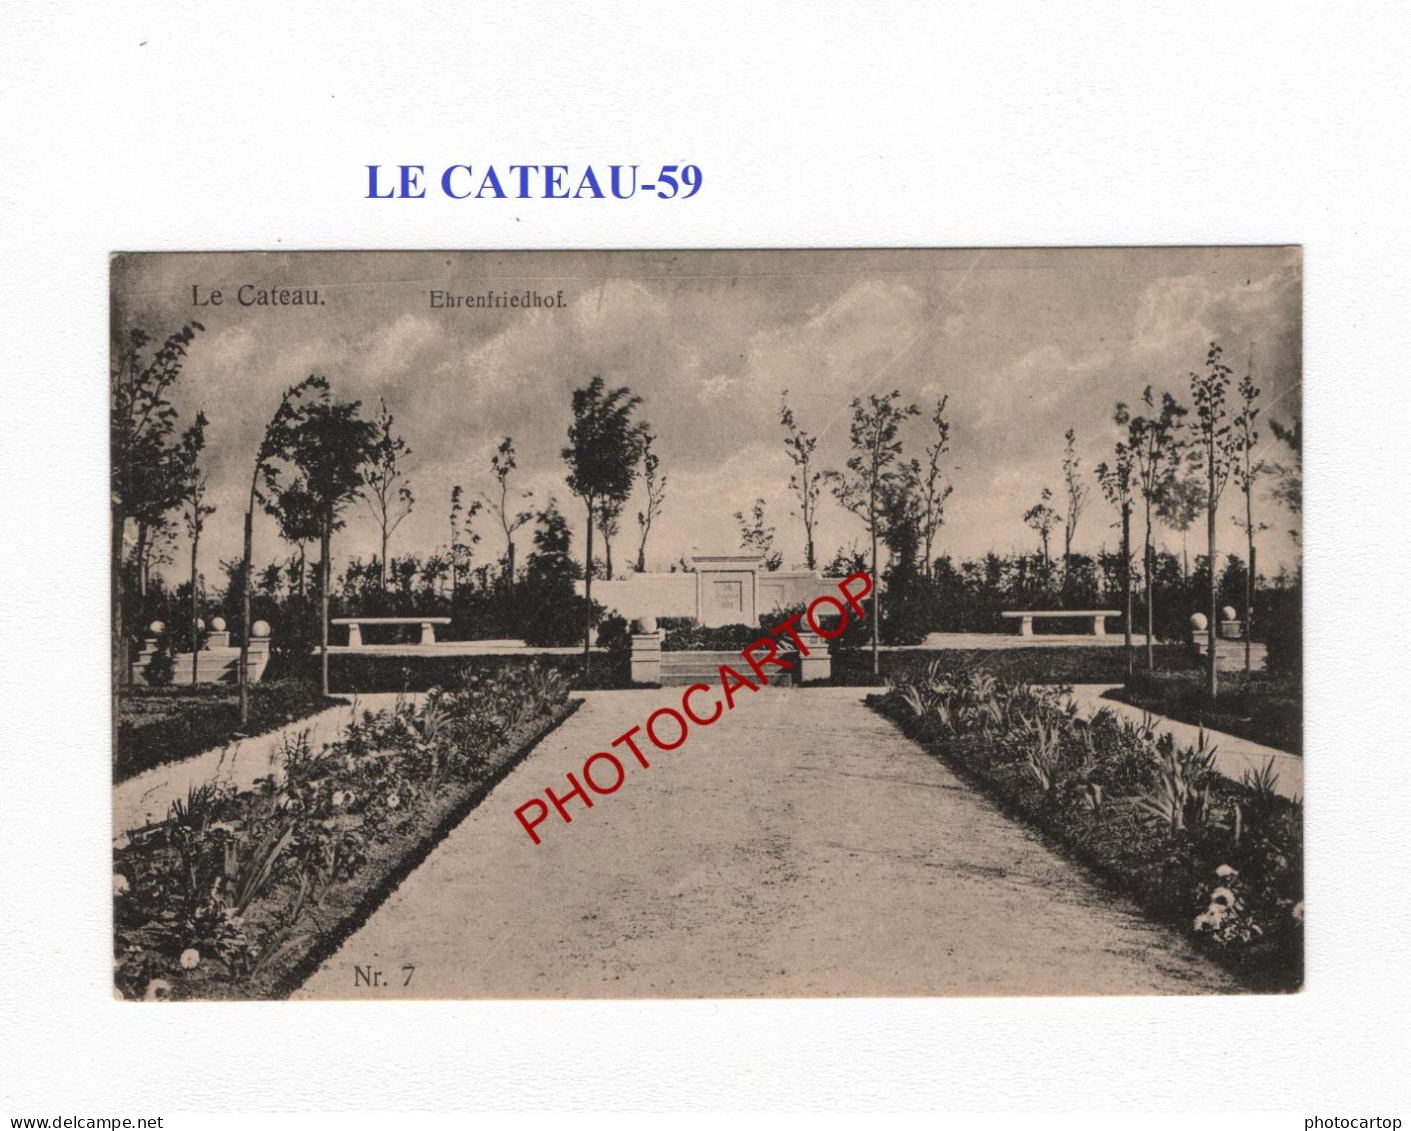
[110,247,1302,1001]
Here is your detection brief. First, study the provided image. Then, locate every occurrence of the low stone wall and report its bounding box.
[630,631,831,686]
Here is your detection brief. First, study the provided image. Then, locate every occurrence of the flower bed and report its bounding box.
[872,661,1303,991]
[113,662,577,1001]
[1109,669,1302,755]
[116,679,345,783]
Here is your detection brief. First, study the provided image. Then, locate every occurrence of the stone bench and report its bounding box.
[1000,610,1118,637]
[331,616,451,646]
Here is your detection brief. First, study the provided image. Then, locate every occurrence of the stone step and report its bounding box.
[169,651,241,685]
[659,671,795,688]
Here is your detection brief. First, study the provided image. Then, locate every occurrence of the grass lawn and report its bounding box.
[115,680,345,783]
[1109,670,1302,755]
[829,645,1197,687]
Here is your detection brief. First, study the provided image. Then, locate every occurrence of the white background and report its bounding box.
[2,0,1409,1117]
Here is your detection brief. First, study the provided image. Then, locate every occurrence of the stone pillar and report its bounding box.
[630,618,663,685]
[1091,614,1107,637]
[247,620,272,682]
[205,616,230,649]
[796,630,831,684]
[346,622,363,647]
[1018,614,1034,637]
[131,635,161,684]
[420,621,437,645]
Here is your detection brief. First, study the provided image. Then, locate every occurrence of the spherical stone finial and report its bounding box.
[211,616,227,632]
[148,620,166,636]
[1221,606,1238,623]
[633,616,659,635]
[252,620,272,638]
[1189,612,1208,631]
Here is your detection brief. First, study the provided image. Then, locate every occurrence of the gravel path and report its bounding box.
[294,686,1236,998]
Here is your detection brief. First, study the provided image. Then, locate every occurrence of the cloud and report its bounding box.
[114,248,1302,582]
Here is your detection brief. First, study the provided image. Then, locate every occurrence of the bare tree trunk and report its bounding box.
[1244,483,1256,674]
[1122,506,1134,682]
[320,522,332,696]
[135,522,150,599]
[111,506,126,769]
[190,528,201,686]
[583,503,595,674]
[379,525,389,590]
[506,538,516,587]
[1143,500,1155,671]
[1207,451,1219,700]
[603,531,614,580]
[870,519,881,678]
[239,502,254,728]
[1246,540,1256,674]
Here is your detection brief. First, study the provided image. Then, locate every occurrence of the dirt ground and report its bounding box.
[295,686,1239,999]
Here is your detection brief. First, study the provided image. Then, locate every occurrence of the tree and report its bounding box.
[880,470,923,587]
[1023,487,1059,574]
[1156,474,1204,584]
[264,476,321,597]
[448,484,483,599]
[562,376,645,670]
[1127,388,1188,669]
[595,496,624,579]
[182,472,215,685]
[634,429,667,572]
[918,397,954,577]
[1269,416,1303,542]
[480,437,533,585]
[274,387,380,697]
[779,392,822,570]
[825,391,920,676]
[129,414,206,600]
[734,499,783,570]
[238,375,327,725]
[362,398,414,589]
[1096,418,1137,680]
[110,321,204,736]
[1189,341,1238,699]
[1061,427,1089,586]
[1230,361,1267,673]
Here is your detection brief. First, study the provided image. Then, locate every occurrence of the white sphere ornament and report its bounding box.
[148,620,166,636]
[1221,606,1238,622]
[252,620,272,638]
[1189,613,1208,631]
[633,616,659,635]
[211,616,227,631]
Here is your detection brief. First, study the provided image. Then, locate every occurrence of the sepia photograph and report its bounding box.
[108,247,1303,1001]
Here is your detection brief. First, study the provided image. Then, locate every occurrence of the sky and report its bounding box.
[111,247,1303,585]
